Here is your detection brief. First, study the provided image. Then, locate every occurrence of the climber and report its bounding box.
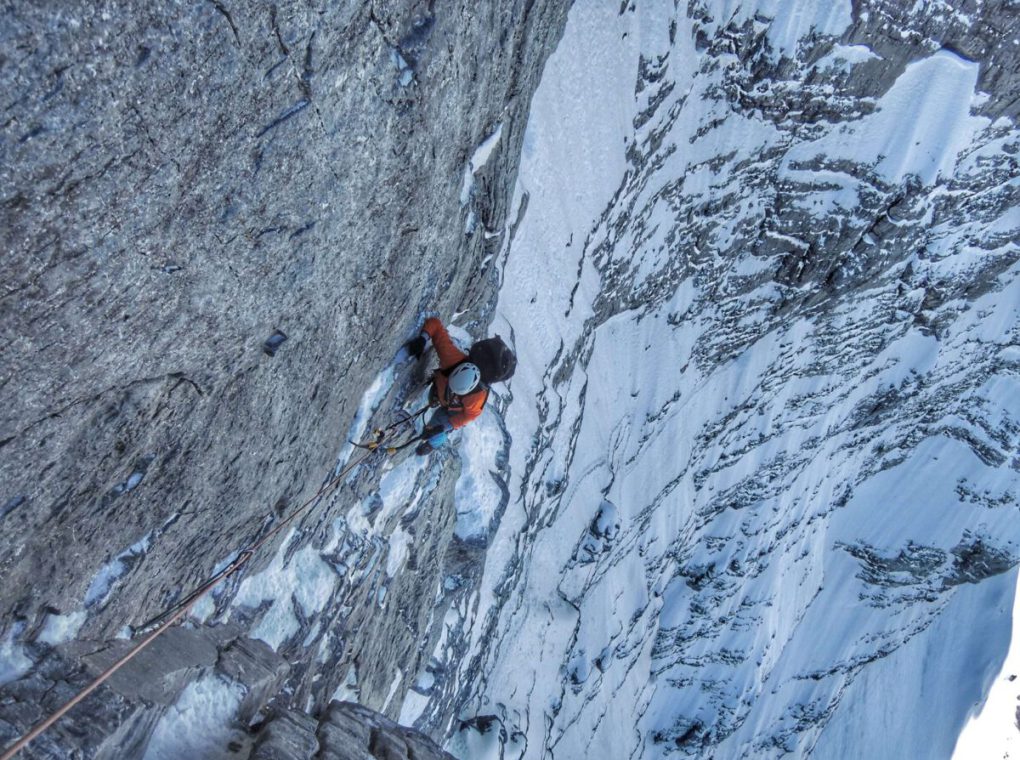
[404,316,516,455]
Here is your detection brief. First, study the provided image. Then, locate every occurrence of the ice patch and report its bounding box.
[453,410,506,542]
[380,668,403,713]
[0,624,32,687]
[399,686,431,725]
[37,610,87,645]
[84,532,153,608]
[386,526,412,576]
[390,48,414,87]
[334,364,396,476]
[332,664,360,703]
[378,454,428,523]
[302,620,321,648]
[414,669,436,692]
[189,551,241,625]
[142,675,249,760]
[189,594,216,625]
[231,530,338,650]
[460,123,504,205]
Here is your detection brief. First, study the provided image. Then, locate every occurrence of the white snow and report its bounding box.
[231,529,337,650]
[953,570,1020,760]
[142,675,249,760]
[188,551,241,625]
[0,624,33,687]
[453,406,505,542]
[436,0,1020,758]
[386,526,412,576]
[84,532,152,608]
[36,610,87,645]
[332,664,360,703]
[380,668,403,713]
[783,50,987,186]
[460,124,504,205]
[813,43,881,71]
[398,682,431,726]
[378,455,428,523]
[333,364,396,477]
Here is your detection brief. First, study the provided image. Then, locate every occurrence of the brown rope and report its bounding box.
[136,433,407,636]
[0,560,233,760]
[0,441,390,760]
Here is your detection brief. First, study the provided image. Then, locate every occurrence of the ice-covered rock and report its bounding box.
[423,1,1020,758]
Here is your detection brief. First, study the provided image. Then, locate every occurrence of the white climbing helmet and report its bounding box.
[449,362,481,396]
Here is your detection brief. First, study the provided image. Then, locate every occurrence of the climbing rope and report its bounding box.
[349,405,429,454]
[133,405,428,636]
[0,413,426,760]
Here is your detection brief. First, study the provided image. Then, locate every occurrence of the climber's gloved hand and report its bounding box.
[405,332,428,359]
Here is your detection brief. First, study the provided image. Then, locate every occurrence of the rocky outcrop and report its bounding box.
[253,702,455,760]
[0,625,452,758]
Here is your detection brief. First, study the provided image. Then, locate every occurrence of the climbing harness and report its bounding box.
[349,404,429,454]
[0,410,423,760]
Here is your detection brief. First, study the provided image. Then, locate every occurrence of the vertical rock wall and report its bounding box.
[0,0,567,637]
[1,2,569,756]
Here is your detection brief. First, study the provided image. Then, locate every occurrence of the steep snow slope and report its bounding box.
[409,1,1020,758]
[953,574,1020,759]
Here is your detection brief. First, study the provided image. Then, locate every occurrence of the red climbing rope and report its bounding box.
[0,419,422,760]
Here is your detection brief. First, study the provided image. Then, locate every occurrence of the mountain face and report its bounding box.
[2,0,1019,759]
[421,1,1020,759]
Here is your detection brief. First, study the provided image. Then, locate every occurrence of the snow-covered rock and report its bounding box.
[413,1,1020,758]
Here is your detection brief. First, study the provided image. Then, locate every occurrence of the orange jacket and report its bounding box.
[422,317,488,429]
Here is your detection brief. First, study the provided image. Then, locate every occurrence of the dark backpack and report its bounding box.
[469,335,517,384]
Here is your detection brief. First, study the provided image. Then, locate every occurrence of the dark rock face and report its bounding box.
[0,626,453,759]
[254,701,455,760]
[1,0,569,757]
[0,0,565,636]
